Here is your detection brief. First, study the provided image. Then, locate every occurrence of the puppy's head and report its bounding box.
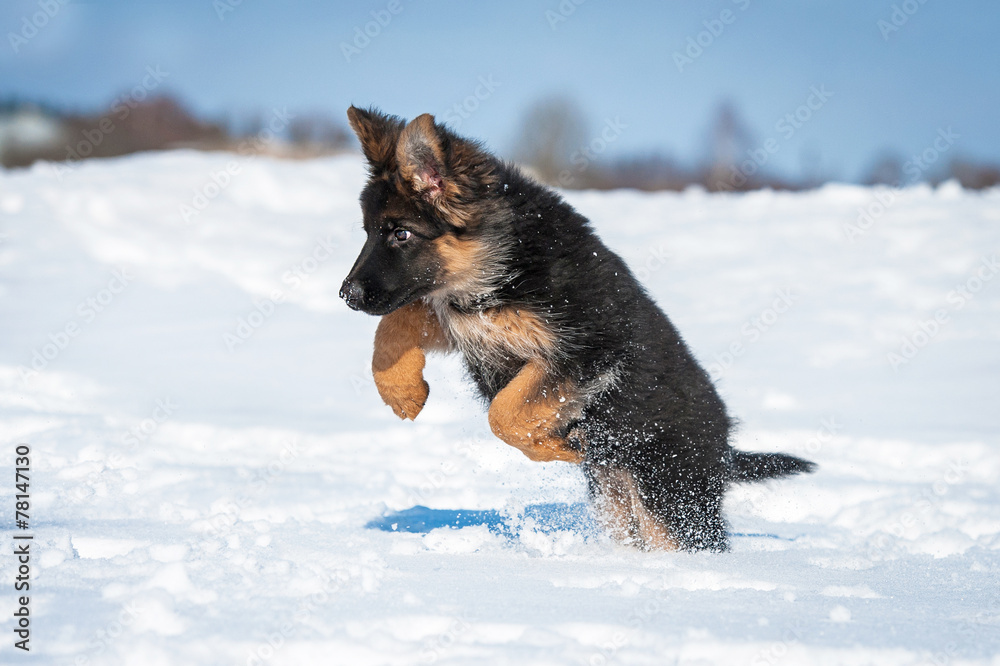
[339,107,497,315]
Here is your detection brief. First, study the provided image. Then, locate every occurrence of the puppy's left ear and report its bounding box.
[396,114,449,203]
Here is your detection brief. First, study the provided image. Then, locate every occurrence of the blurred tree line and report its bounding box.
[511,96,1000,192]
[0,96,350,170]
[1,93,997,190]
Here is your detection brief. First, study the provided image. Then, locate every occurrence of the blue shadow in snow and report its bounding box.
[366,504,795,542]
[365,502,598,539]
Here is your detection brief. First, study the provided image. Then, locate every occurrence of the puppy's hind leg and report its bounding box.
[646,475,730,553]
[584,462,679,551]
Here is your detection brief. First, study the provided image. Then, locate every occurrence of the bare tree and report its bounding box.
[863,153,905,186]
[288,114,350,153]
[512,97,588,184]
[702,101,757,191]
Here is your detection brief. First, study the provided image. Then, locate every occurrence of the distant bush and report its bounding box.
[0,95,350,170]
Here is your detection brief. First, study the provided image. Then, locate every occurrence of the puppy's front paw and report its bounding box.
[374,374,429,420]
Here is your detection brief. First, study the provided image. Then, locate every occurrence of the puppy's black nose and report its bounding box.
[339,280,364,310]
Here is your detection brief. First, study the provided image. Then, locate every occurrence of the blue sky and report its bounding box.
[2,0,998,181]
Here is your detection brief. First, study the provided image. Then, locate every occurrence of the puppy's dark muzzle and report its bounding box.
[339,279,365,311]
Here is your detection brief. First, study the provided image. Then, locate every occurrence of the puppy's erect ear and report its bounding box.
[389,111,495,228]
[396,114,447,201]
[347,106,405,173]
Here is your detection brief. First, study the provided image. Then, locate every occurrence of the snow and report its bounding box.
[1,151,999,665]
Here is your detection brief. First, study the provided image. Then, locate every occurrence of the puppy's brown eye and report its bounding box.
[393,229,412,242]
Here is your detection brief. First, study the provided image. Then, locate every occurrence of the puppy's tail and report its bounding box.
[730,451,816,482]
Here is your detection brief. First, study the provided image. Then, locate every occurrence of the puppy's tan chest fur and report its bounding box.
[428,300,557,366]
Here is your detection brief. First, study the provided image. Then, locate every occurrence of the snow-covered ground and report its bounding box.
[1,151,998,665]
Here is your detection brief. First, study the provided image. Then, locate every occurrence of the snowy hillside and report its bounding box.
[1,151,998,665]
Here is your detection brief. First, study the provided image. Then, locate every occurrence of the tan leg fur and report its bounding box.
[487,359,584,464]
[372,302,448,420]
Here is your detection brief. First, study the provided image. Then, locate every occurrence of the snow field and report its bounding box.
[0,152,998,664]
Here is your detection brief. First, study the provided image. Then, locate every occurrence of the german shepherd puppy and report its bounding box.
[340,107,814,551]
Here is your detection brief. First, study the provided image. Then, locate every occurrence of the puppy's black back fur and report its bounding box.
[473,161,812,551]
